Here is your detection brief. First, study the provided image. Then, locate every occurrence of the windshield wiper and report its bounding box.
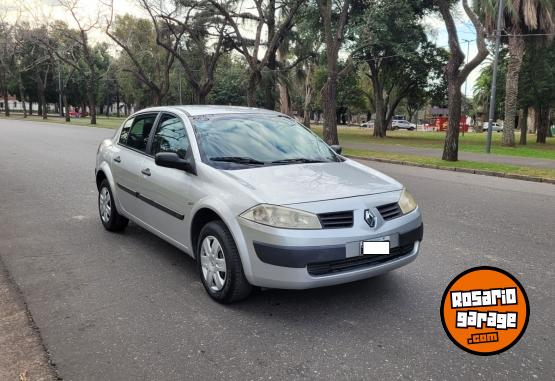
[209,156,266,165]
[270,158,326,164]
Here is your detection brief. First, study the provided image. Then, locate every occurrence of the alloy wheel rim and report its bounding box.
[99,187,112,223]
[200,235,227,292]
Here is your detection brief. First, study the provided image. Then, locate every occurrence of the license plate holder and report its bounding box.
[361,240,390,255]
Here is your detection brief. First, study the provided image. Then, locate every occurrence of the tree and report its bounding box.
[207,54,248,105]
[315,0,354,144]
[355,0,447,137]
[54,0,103,124]
[106,13,175,106]
[478,0,554,147]
[208,0,305,107]
[138,1,228,104]
[436,0,489,161]
[472,53,508,129]
[518,41,555,143]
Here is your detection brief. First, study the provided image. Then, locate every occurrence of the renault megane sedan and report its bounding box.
[95,106,423,303]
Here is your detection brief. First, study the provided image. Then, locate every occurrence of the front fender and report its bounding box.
[188,196,255,283]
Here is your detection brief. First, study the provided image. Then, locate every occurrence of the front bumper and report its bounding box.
[237,194,423,289]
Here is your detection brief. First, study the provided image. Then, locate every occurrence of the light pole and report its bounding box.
[486,0,505,153]
[177,45,183,105]
[58,59,63,117]
[462,39,471,137]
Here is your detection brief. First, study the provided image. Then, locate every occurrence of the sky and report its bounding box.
[2,0,487,96]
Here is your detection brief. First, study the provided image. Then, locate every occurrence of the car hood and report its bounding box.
[221,159,402,205]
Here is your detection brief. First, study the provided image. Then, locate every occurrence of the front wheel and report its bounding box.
[98,179,128,232]
[197,221,252,303]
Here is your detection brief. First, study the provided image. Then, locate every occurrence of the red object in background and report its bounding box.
[436,117,447,132]
[459,116,469,133]
[430,116,468,132]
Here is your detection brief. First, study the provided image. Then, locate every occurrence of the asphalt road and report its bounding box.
[0,118,554,380]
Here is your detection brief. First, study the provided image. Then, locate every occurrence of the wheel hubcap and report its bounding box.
[99,187,112,223]
[200,235,227,292]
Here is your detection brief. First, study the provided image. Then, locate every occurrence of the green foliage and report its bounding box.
[519,41,555,109]
[351,0,447,129]
[473,50,508,118]
[207,55,248,106]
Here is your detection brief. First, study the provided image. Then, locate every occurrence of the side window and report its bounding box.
[120,114,157,152]
[152,114,190,159]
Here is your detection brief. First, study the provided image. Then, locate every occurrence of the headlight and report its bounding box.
[240,204,322,229]
[398,189,417,214]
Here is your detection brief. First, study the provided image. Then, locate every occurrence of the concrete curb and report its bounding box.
[346,155,555,185]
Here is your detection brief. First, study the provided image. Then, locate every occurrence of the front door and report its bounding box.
[135,113,194,248]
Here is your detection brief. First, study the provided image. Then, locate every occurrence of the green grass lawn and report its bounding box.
[345,148,555,181]
[312,125,555,160]
[0,113,124,129]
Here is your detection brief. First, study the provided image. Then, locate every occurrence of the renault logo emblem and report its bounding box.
[364,209,376,228]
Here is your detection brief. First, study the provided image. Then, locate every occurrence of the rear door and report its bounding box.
[135,112,195,247]
[111,113,159,218]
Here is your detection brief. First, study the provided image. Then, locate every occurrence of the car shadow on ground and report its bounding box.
[123,221,422,321]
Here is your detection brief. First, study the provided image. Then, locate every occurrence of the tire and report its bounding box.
[98,179,129,232]
[197,221,252,303]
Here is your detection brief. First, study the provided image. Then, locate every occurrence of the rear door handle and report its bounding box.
[114,156,121,163]
[141,168,151,176]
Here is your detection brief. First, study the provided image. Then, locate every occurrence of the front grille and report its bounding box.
[318,211,354,229]
[307,243,414,276]
[376,202,403,221]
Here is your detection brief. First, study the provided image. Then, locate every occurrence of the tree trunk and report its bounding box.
[40,91,47,119]
[88,85,97,125]
[442,78,462,161]
[247,70,261,107]
[372,86,386,137]
[3,90,9,117]
[536,107,550,143]
[17,72,27,118]
[321,71,339,145]
[197,83,211,105]
[63,93,70,122]
[369,65,387,138]
[502,35,525,147]
[519,107,528,145]
[116,93,120,117]
[278,81,292,116]
[29,98,33,115]
[303,65,314,128]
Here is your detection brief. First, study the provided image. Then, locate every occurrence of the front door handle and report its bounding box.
[141,168,151,176]
[114,156,121,163]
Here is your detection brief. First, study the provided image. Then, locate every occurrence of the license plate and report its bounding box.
[361,241,390,255]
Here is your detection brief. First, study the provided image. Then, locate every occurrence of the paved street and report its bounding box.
[0,118,554,380]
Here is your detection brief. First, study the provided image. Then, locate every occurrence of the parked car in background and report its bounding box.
[392,120,416,131]
[360,121,374,128]
[482,122,503,132]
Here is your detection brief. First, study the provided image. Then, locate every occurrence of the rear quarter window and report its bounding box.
[118,118,134,145]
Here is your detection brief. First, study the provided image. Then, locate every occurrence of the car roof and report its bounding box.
[135,105,284,117]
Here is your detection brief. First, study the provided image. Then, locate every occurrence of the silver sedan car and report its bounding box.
[95,106,423,303]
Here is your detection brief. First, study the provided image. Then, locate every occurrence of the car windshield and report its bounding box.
[192,114,341,169]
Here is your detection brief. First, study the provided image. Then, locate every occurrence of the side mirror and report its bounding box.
[155,152,197,175]
[330,145,342,155]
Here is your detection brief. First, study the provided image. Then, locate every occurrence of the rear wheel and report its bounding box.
[197,221,252,303]
[98,179,128,232]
